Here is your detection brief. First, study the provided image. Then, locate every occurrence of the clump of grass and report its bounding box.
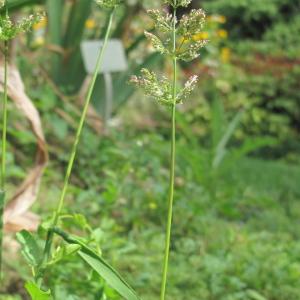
[0,0,44,278]
[130,0,207,298]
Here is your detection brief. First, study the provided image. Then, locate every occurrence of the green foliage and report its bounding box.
[25,282,51,300]
[263,15,300,58]
[16,230,42,268]
[202,0,300,39]
[5,122,300,299]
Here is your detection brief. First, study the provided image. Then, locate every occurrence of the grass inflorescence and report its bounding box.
[130,0,207,299]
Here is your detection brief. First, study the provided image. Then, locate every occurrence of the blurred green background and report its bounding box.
[1,0,300,299]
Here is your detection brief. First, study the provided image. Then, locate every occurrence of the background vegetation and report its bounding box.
[1,0,300,299]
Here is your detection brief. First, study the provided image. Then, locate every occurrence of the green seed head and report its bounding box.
[0,12,45,41]
[131,1,207,107]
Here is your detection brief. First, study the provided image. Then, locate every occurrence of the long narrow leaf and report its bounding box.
[46,0,64,80]
[213,110,244,168]
[79,252,140,300]
[53,227,141,300]
[0,0,45,11]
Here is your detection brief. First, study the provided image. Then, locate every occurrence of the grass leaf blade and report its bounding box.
[52,227,141,300]
[79,251,140,300]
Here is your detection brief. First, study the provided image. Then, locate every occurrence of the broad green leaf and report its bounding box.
[25,282,52,300]
[16,230,41,267]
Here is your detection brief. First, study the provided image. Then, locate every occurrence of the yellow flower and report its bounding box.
[178,32,209,45]
[32,17,47,30]
[217,29,228,39]
[85,19,96,30]
[207,15,227,24]
[193,31,209,41]
[220,47,231,63]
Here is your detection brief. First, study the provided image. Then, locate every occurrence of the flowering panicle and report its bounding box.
[176,75,198,103]
[177,40,208,61]
[131,1,207,106]
[177,9,206,39]
[143,6,207,62]
[95,0,122,8]
[0,12,45,41]
[144,31,170,55]
[147,9,173,33]
[130,69,173,106]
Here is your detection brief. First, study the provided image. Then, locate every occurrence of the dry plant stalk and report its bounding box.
[0,0,45,276]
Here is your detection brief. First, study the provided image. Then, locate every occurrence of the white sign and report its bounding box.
[81,39,128,74]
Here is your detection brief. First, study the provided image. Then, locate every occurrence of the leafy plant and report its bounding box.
[130,0,207,299]
[16,1,140,299]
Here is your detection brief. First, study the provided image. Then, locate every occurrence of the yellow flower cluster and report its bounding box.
[192,32,209,41]
[179,29,227,43]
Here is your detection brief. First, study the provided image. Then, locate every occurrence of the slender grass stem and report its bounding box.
[160,5,177,300]
[0,1,9,279]
[36,8,116,286]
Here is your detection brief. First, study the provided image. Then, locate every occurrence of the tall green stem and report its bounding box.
[160,5,177,300]
[0,1,9,279]
[36,8,116,285]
